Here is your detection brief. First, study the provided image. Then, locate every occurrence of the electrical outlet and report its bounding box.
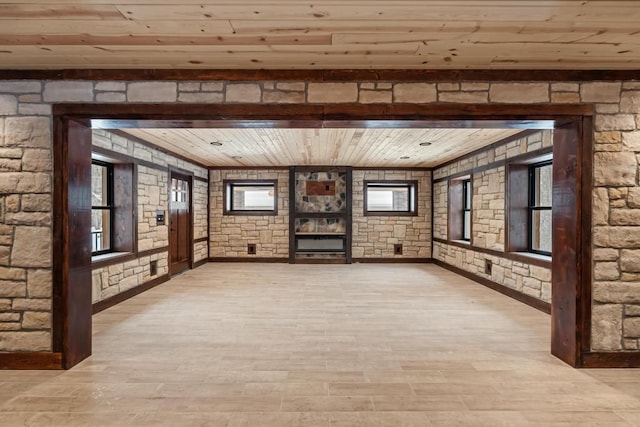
[248,243,257,255]
[393,244,403,255]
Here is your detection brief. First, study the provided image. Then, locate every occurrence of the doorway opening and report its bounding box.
[53,103,592,369]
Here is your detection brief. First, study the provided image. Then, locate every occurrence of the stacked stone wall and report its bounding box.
[0,79,638,352]
[209,169,289,258]
[352,170,431,258]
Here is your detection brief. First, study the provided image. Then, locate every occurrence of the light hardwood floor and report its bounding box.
[1,263,640,426]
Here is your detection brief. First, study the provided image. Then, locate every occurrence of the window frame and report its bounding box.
[223,179,278,216]
[363,180,418,216]
[528,160,553,256]
[461,178,472,242]
[91,159,115,256]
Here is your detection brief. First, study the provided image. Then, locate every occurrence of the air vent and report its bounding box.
[150,260,158,276]
[394,244,403,255]
[248,243,257,255]
[484,259,493,275]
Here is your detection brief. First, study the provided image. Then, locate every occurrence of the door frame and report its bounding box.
[168,167,194,276]
[50,102,594,369]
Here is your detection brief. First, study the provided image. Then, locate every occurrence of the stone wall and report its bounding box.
[91,130,208,303]
[433,131,553,303]
[352,170,431,258]
[0,78,639,353]
[209,169,289,258]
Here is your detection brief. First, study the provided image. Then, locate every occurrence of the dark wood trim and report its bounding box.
[353,167,431,171]
[345,167,353,263]
[0,352,63,370]
[92,145,165,173]
[433,260,551,315]
[53,117,93,370]
[209,257,288,263]
[53,103,593,127]
[579,115,594,359]
[222,179,279,216]
[211,166,290,171]
[353,258,431,263]
[294,258,348,264]
[363,180,419,217]
[5,68,640,82]
[194,175,208,183]
[193,258,208,269]
[109,129,210,170]
[433,145,554,184]
[288,167,296,263]
[92,274,170,314]
[207,169,211,260]
[580,352,640,368]
[434,129,539,170]
[433,238,552,269]
[194,236,208,244]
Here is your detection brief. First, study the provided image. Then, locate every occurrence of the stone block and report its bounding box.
[178,92,224,103]
[628,189,640,208]
[201,82,224,92]
[358,90,392,104]
[626,305,640,316]
[4,117,51,148]
[21,194,51,212]
[225,84,262,103]
[11,226,51,268]
[593,248,619,261]
[22,148,52,172]
[0,331,50,351]
[595,114,637,131]
[489,83,549,103]
[592,188,609,226]
[27,269,51,298]
[262,91,306,104]
[96,92,127,103]
[623,317,640,338]
[0,95,18,115]
[622,131,640,152]
[610,209,640,226]
[551,92,580,103]
[594,281,640,303]
[392,83,436,103]
[43,81,94,102]
[95,81,126,91]
[591,304,623,350]
[529,265,551,281]
[0,81,41,93]
[620,90,640,113]
[594,226,640,248]
[0,158,20,171]
[0,280,26,297]
[594,262,620,280]
[580,82,622,103]
[593,152,637,186]
[127,82,177,102]
[276,82,306,91]
[308,83,358,103]
[22,311,50,330]
[621,250,640,273]
[439,91,488,103]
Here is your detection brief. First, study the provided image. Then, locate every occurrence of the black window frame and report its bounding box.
[91,159,115,256]
[363,180,418,216]
[461,179,472,241]
[223,179,278,216]
[528,160,553,256]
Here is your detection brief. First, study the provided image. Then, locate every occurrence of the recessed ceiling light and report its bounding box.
[400,156,410,160]
[209,141,223,146]
[419,142,432,146]
[231,155,242,160]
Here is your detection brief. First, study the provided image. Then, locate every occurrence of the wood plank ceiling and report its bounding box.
[0,1,639,69]
[119,127,524,167]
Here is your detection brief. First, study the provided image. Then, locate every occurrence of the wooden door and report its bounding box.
[170,172,192,275]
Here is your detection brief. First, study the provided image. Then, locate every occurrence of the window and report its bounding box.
[91,160,114,255]
[447,176,471,242]
[462,179,471,241]
[529,161,552,255]
[224,180,277,215]
[364,181,417,215]
[172,177,189,204]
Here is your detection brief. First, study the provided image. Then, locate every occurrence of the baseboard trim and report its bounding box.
[92,274,170,314]
[0,352,63,370]
[193,258,208,269]
[581,352,640,368]
[432,259,551,314]
[209,257,288,263]
[352,258,432,263]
